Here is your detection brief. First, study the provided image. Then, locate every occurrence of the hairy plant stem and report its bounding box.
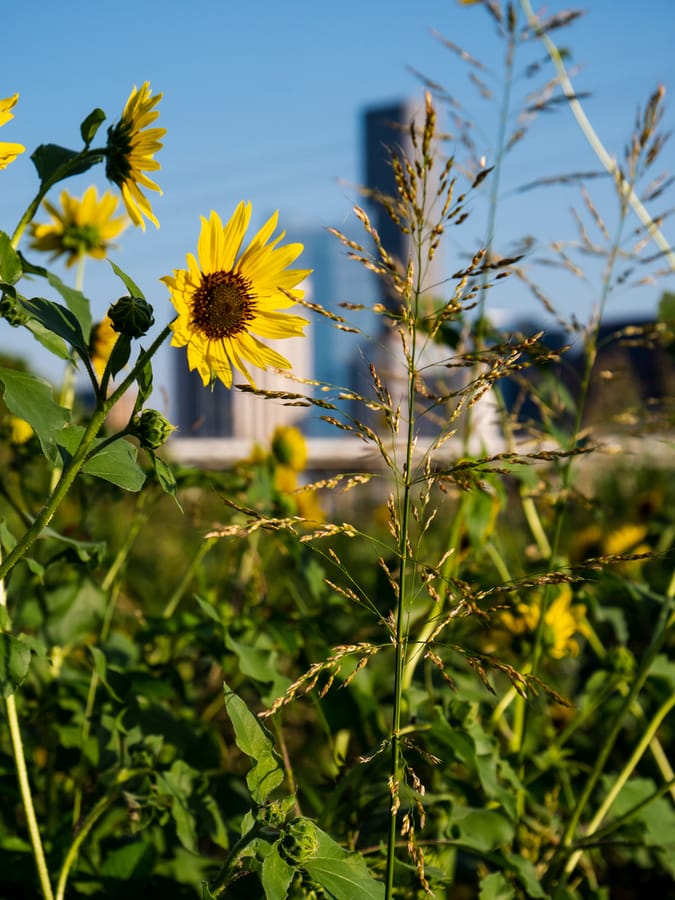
[56,792,118,900]
[5,694,55,900]
[0,567,54,899]
[210,821,273,897]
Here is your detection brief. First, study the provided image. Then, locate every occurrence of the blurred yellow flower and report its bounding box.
[272,425,307,472]
[0,93,25,170]
[295,487,325,523]
[162,203,310,389]
[90,316,119,378]
[603,523,648,557]
[501,586,587,660]
[9,416,33,444]
[105,82,165,229]
[29,187,128,267]
[274,463,298,495]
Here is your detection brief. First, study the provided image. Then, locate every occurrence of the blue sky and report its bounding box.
[2,0,675,405]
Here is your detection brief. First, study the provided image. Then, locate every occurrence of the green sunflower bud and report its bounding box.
[0,291,29,328]
[278,818,319,866]
[108,295,155,338]
[135,409,175,450]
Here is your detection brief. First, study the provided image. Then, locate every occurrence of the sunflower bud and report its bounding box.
[278,818,319,866]
[0,291,29,328]
[135,409,175,450]
[108,295,155,338]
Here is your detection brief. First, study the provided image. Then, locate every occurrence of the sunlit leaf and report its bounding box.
[262,845,295,899]
[0,367,69,464]
[109,260,146,301]
[303,826,384,899]
[19,295,88,359]
[0,231,22,284]
[56,426,146,491]
[480,872,515,900]
[223,681,284,804]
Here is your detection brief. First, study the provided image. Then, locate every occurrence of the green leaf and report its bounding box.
[56,427,146,491]
[225,633,291,705]
[19,295,88,359]
[222,681,284,804]
[0,367,69,464]
[480,872,515,900]
[89,646,124,701]
[80,108,106,146]
[303,827,384,900]
[45,271,92,342]
[40,524,106,565]
[201,884,217,900]
[99,840,154,879]
[0,634,33,697]
[156,760,198,853]
[448,806,514,854]
[107,333,131,379]
[262,844,295,899]
[0,231,22,284]
[503,853,546,898]
[23,315,71,360]
[109,260,146,301]
[30,143,101,184]
[149,451,181,508]
[137,356,153,406]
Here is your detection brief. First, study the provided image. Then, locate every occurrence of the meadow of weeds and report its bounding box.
[1,2,675,898]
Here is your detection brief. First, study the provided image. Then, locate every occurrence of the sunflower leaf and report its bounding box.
[109,260,146,301]
[303,826,384,899]
[0,231,22,285]
[30,144,102,185]
[222,682,284,804]
[0,367,69,464]
[19,295,89,360]
[56,426,146,492]
[80,108,106,147]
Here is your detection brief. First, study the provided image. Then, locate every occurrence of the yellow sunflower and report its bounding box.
[271,425,308,471]
[0,93,25,170]
[501,586,588,660]
[162,203,311,389]
[89,315,119,379]
[105,82,165,229]
[29,186,128,267]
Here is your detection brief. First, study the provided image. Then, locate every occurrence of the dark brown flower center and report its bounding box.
[190,270,256,339]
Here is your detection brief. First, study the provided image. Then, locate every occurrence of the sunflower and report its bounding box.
[0,93,25,170]
[29,186,128,267]
[89,315,119,379]
[105,82,165,229]
[501,586,588,660]
[162,203,311,389]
